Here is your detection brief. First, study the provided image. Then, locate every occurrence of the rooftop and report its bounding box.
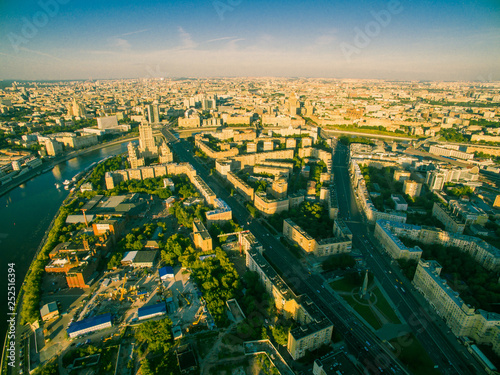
[67,313,112,335]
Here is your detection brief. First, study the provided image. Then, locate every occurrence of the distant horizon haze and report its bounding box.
[0,0,499,81]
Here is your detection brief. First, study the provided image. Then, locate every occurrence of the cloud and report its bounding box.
[109,37,131,51]
[227,38,245,49]
[207,36,237,43]
[178,27,197,49]
[120,28,150,37]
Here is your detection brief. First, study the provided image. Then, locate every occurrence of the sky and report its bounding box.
[0,0,499,81]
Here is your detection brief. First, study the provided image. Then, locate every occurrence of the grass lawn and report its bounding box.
[330,275,374,293]
[330,278,359,293]
[389,333,440,375]
[372,287,401,324]
[342,294,382,330]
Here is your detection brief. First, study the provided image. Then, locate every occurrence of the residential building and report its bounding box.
[413,260,500,355]
[391,194,408,211]
[393,169,411,182]
[227,172,254,201]
[403,180,422,198]
[254,192,289,216]
[283,219,351,257]
[375,220,500,271]
[432,202,466,234]
[245,247,333,360]
[374,220,423,261]
[192,219,213,252]
[40,302,59,321]
[205,198,232,227]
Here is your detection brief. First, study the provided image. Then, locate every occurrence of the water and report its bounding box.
[0,141,130,344]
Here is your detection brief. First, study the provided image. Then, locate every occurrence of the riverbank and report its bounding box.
[0,138,136,374]
[0,135,138,198]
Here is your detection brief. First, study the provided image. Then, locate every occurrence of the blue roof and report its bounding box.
[138,303,167,318]
[159,266,174,278]
[67,313,112,335]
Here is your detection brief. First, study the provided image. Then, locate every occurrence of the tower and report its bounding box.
[360,270,369,299]
[138,124,158,159]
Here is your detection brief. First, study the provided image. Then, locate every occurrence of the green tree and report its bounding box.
[271,325,289,346]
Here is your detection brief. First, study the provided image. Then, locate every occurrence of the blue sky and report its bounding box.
[0,0,499,80]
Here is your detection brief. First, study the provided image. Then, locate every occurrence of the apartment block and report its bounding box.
[227,171,254,201]
[429,145,474,161]
[333,219,352,239]
[192,219,212,252]
[373,220,423,261]
[269,178,288,199]
[393,169,411,182]
[246,142,257,153]
[215,159,232,177]
[205,198,232,227]
[192,175,216,206]
[350,160,407,224]
[375,220,500,271]
[328,187,339,220]
[298,147,332,173]
[432,202,466,234]
[245,248,333,360]
[253,164,290,179]
[403,180,422,198]
[232,149,294,169]
[254,192,289,216]
[283,219,351,257]
[195,136,239,159]
[413,260,500,355]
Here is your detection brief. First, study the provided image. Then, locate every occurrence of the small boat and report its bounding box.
[63,179,72,185]
[55,183,61,189]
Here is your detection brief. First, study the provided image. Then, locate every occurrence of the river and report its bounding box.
[0,141,131,344]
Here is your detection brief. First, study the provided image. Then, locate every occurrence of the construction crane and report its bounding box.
[179,292,190,306]
[217,230,250,254]
[119,276,127,301]
[192,306,205,326]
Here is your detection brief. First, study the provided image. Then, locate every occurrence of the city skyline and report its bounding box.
[0,0,499,81]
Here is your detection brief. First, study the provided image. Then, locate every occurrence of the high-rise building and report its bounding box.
[97,115,119,130]
[403,180,422,198]
[426,170,446,191]
[45,139,63,156]
[145,104,160,124]
[138,124,158,159]
[127,142,145,169]
[67,98,86,118]
[159,142,173,164]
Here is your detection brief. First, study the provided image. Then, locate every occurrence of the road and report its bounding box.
[333,142,485,375]
[164,130,409,374]
[165,128,488,374]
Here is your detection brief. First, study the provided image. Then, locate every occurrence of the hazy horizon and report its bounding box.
[1,0,499,81]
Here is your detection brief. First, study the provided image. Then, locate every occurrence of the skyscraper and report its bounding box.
[145,104,160,124]
[138,124,158,159]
